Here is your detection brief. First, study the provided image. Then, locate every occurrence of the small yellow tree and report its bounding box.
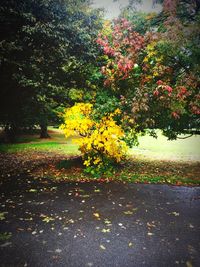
[60,103,128,175]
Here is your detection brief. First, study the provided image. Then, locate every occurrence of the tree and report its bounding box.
[96,2,200,140]
[61,0,199,174]
[0,0,102,141]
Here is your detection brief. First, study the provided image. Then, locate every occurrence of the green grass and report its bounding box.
[0,141,78,154]
[130,130,200,161]
[0,128,200,162]
[0,128,199,185]
[0,127,79,155]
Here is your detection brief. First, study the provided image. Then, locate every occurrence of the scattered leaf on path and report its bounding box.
[186,261,193,267]
[147,232,154,236]
[29,189,37,193]
[94,189,100,193]
[0,242,12,248]
[101,229,110,233]
[0,212,7,221]
[42,216,54,223]
[172,212,180,216]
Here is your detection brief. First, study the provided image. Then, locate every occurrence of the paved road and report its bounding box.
[0,175,200,267]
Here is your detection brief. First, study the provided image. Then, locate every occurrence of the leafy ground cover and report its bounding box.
[0,128,199,186]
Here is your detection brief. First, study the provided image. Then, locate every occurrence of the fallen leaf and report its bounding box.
[100,245,106,250]
[29,189,37,193]
[186,261,193,267]
[0,242,12,248]
[101,229,110,233]
[42,217,54,223]
[171,212,179,216]
[32,231,37,235]
[123,211,133,215]
[55,249,62,253]
[93,213,100,218]
[147,232,154,236]
[0,212,7,221]
[17,228,24,232]
[147,222,156,228]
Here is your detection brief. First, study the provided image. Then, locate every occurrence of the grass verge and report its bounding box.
[0,128,200,186]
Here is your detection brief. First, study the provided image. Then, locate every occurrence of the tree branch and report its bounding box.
[177,134,193,139]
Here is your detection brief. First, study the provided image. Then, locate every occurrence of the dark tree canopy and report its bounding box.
[0,0,102,140]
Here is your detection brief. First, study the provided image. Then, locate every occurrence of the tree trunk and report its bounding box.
[4,124,18,143]
[40,123,50,138]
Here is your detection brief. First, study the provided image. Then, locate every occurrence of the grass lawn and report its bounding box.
[0,127,79,155]
[0,127,200,186]
[1,127,200,161]
[130,130,200,162]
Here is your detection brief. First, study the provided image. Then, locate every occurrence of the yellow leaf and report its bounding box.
[101,229,110,233]
[147,232,154,236]
[100,245,106,250]
[186,261,193,267]
[123,211,133,215]
[93,213,100,218]
[172,212,179,216]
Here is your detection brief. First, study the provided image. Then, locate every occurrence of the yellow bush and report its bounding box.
[60,103,128,173]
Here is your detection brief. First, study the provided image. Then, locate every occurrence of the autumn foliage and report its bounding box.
[60,103,128,175]
[96,19,144,85]
[61,3,200,174]
[96,17,200,135]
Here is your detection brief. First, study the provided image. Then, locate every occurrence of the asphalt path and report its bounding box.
[0,175,200,267]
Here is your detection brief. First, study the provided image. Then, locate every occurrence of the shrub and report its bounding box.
[60,103,128,176]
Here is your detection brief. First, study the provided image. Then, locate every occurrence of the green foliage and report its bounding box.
[120,11,157,34]
[93,90,121,121]
[0,232,12,241]
[0,0,103,140]
[84,157,116,178]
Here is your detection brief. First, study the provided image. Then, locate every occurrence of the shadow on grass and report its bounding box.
[56,156,83,170]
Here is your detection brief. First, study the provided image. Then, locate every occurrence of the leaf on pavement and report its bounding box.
[101,228,110,233]
[147,232,154,236]
[0,212,7,221]
[94,189,101,193]
[186,261,193,267]
[29,189,37,193]
[42,216,54,223]
[172,212,180,216]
